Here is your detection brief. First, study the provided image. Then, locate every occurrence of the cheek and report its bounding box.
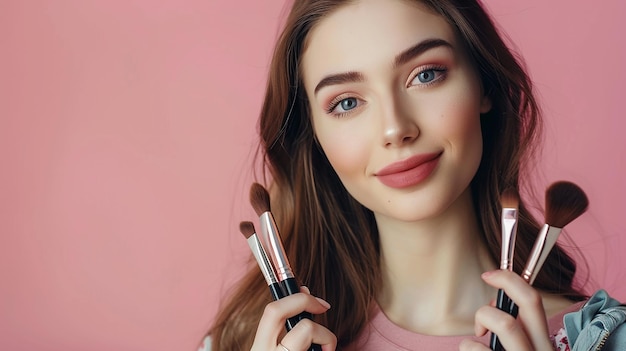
[430,85,484,148]
[440,98,484,174]
[443,105,482,144]
[314,121,372,181]
[420,86,484,179]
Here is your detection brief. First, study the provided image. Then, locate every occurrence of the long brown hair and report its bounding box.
[208,0,585,349]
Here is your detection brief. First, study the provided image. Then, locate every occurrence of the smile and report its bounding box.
[375,152,442,188]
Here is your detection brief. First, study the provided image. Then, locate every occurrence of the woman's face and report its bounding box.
[301,0,491,222]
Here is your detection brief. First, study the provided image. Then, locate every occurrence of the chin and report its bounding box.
[370,181,476,223]
[383,200,454,223]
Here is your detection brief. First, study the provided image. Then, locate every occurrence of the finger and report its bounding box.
[474,305,532,351]
[279,318,337,351]
[481,270,552,350]
[253,293,331,349]
[473,302,499,337]
[459,338,491,351]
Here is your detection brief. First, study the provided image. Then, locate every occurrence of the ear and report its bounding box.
[480,93,492,114]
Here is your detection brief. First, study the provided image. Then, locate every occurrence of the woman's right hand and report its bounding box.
[251,286,337,351]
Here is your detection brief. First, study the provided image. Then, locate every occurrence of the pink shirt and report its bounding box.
[198,301,585,351]
[344,301,585,351]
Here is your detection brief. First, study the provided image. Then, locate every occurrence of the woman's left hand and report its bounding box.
[459,270,553,351]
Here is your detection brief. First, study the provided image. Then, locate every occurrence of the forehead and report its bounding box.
[301,0,457,83]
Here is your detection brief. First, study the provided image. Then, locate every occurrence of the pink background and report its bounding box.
[1,0,624,350]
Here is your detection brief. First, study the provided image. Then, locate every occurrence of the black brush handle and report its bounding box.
[489,288,513,350]
[281,277,322,351]
[269,282,285,301]
[268,282,295,333]
[509,300,519,318]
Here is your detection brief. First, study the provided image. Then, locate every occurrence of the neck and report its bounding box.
[375,188,497,335]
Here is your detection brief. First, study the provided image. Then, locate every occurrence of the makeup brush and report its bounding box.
[240,221,285,301]
[509,180,589,317]
[250,183,322,351]
[249,183,298,294]
[490,188,519,351]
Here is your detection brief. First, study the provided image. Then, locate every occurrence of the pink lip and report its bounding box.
[375,152,442,188]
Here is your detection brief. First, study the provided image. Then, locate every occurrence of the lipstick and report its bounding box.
[375,152,441,188]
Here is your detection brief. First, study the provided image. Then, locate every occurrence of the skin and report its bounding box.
[251,0,573,350]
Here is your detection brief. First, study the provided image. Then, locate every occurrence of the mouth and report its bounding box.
[375,152,442,188]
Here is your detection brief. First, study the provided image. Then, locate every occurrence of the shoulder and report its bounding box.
[543,293,581,319]
[544,297,585,350]
[198,335,212,351]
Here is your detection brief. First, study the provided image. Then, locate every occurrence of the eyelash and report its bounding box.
[325,94,362,118]
[323,64,448,118]
[407,64,448,88]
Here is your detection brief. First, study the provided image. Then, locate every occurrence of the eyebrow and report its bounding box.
[313,38,453,95]
[314,71,364,95]
[393,38,452,69]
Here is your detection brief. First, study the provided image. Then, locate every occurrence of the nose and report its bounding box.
[382,96,419,147]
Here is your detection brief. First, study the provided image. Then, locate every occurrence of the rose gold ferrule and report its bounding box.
[522,224,562,284]
[246,233,279,286]
[259,211,295,281]
[500,208,518,271]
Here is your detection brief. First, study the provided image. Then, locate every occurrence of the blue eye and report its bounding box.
[326,96,363,118]
[410,67,447,87]
[338,97,358,111]
[417,69,437,83]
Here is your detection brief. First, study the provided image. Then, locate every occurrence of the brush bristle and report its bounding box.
[239,221,256,239]
[501,188,520,209]
[545,181,589,228]
[249,182,271,216]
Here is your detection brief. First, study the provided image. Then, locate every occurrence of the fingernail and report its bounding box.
[315,297,331,309]
[300,286,311,294]
[481,271,494,279]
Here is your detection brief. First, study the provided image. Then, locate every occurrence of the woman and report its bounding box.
[205,0,624,350]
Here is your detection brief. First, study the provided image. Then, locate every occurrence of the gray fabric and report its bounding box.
[198,336,211,351]
[564,289,626,351]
